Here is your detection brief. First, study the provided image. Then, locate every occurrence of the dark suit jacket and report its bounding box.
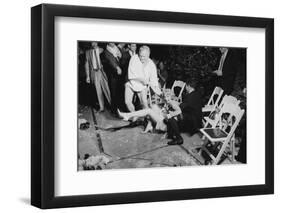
[179,90,203,133]
[118,49,131,81]
[221,49,239,95]
[102,49,120,78]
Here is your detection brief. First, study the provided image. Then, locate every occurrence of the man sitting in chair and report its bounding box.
[166,78,203,145]
[125,45,161,111]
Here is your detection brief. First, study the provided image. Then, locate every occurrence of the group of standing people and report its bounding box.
[84,42,162,116]
[84,42,138,115]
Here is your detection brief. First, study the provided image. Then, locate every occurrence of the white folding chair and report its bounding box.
[202,86,224,113]
[203,95,241,128]
[199,102,245,165]
[171,80,186,103]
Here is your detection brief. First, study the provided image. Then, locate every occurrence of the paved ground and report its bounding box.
[78,105,238,170]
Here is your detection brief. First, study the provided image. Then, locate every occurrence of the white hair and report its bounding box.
[139,45,150,55]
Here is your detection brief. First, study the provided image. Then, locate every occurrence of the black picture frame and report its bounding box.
[31,3,274,209]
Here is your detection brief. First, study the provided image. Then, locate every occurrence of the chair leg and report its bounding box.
[213,140,229,165]
[231,137,235,162]
[201,146,216,162]
[198,136,209,155]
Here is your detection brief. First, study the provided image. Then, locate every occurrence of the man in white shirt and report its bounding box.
[125,45,161,112]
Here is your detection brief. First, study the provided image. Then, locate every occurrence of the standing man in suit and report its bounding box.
[166,78,202,145]
[84,42,111,112]
[118,43,137,81]
[102,43,123,116]
[128,44,137,57]
[213,47,240,95]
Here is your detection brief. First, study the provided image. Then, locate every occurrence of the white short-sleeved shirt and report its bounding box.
[126,55,160,93]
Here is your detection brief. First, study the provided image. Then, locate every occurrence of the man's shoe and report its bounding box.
[167,138,183,145]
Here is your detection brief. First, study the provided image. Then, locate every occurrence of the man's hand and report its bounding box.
[86,76,90,84]
[116,66,122,75]
[213,69,223,76]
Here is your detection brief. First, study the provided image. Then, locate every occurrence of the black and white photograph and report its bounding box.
[77,41,247,170]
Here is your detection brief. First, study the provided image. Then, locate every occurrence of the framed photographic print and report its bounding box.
[31,3,274,209]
